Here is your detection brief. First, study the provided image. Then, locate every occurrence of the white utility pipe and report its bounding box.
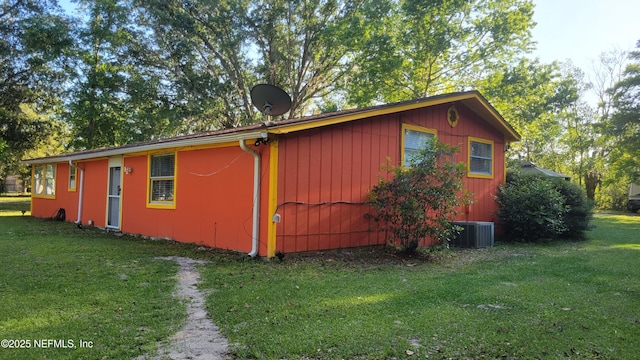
[239,139,260,257]
[69,160,85,224]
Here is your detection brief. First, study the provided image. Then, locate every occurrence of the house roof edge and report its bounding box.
[22,130,266,164]
[267,90,520,141]
[22,90,520,164]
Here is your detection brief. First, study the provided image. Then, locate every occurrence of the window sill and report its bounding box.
[468,173,493,179]
[32,194,56,199]
[146,202,176,209]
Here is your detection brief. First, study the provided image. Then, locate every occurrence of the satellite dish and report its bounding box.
[250,84,292,116]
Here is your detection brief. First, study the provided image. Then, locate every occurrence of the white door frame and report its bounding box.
[106,157,123,229]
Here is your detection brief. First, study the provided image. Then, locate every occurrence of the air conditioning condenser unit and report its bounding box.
[450,221,494,248]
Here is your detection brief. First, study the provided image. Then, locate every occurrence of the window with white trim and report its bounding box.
[34,163,56,197]
[402,124,436,167]
[468,138,493,178]
[149,153,175,204]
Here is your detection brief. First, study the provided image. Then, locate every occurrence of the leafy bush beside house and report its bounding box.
[496,171,592,242]
[549,177,594,238]
[369,140,468,253]
[496,172,567,242]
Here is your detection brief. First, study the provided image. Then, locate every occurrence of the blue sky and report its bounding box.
[531,0,639,71]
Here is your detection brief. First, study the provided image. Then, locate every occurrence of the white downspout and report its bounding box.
[239,139,260,257]
[69,160,85,224]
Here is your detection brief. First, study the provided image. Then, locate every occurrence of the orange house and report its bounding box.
[24,91,519,257]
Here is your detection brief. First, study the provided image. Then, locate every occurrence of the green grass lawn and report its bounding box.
[0,197,197,359]
[1,197,639,359]
[200,212,640,359]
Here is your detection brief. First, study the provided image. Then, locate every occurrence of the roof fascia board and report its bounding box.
[461,98,521,141]
[23,131,266,164]
[23,91,520,165]
[268,94,475,135]
[268,92,521,142]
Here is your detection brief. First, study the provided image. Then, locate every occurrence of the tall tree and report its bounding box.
[577,49,628,202]
[68,0,538,136]
[66,0,182,150]
[133,0,255,130]
[590,48,627,120]
[555,74,605,201]
[135,0,368,129]
[0,0,72,176]
[479,58,578,167]
[609,41,640,182]
[66,0,130,149]
[248,0,364,117]
[346,0,535,105]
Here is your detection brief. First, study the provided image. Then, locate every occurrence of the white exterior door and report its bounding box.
[107,157,122,229]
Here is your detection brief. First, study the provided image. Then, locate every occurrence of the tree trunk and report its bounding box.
[584,170,600,201]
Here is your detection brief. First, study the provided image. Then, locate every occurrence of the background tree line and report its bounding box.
[1,0,638,209]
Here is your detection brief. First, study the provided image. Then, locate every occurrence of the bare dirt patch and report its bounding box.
[140,256,229,360]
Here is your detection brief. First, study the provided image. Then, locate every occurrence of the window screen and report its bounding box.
[404,129,435,167]
[149,154,175,202]
[69,167,76,190]
[469,141,492,176]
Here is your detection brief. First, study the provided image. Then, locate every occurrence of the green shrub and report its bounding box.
[369,140,468,253]
[497,171,594,242]
[596,184,629,211]
[549,177,594,239]
[496,172,568,242]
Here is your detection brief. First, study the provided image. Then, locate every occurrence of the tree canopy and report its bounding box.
[347,0,535,105]
[5,0,538,149]
[0,0,72,178]
[609,42,640,182]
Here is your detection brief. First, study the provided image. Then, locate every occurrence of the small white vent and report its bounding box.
[450,221,494,248]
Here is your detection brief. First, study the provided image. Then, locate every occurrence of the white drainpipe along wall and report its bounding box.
[69,160,85,224]
[239,139,260,257]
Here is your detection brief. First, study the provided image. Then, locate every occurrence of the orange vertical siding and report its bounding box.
[29,97,511,256]
[275,116,399,253]
[398,103,506,224]
[275,103,508,252]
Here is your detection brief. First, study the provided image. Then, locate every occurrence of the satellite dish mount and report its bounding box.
[250,84,291,146]
[250,84,292,118]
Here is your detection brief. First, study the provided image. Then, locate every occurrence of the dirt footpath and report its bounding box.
[142,256,229,360]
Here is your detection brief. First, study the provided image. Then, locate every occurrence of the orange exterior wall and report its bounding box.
[80,159,109,227]
[275,115,397,253]
[119,145,268,254]
[30,101,509,256]
[30,145,270,256]
[31,162,78,220]
[274,102,507,253]
[401,103,506,224]
[30,160,109,226]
